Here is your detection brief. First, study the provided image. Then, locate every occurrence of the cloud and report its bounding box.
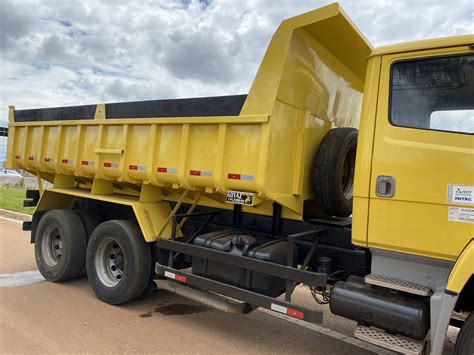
[0,0,472,133]
[0,0,33,48]
[162,28,240,83]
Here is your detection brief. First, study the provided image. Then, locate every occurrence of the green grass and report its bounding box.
[0,187,34,215]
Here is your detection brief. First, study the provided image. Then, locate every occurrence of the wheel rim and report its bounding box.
[341,146,356,200]
[95,237,124,287]
[41,225,63,266]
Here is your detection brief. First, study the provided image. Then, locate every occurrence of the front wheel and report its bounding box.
[86,220,151,305]
[455,313,474,354]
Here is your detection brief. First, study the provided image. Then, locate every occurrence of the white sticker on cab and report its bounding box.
[448,207,474,224]
[447,185,474,205]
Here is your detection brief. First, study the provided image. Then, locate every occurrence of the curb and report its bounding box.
[0,209,32,221]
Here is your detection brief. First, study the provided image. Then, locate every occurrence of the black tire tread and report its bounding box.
[35,209,87,281]
[311,128,358,217]
[74,209,101,277]
[455,313,474,354]
[86,220,151,305]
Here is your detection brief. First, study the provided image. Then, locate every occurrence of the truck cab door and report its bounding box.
[368,47,474,261]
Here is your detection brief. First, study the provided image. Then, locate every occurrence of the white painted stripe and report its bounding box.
[168,168,177,174]
[0,270,45,288]
[164,271,175,279]
[258,308,393,354]
[270,303,287,314]
[0,216,23,224]
[240,174,254,181]
[0,212,29,223]
[201,171,212,177]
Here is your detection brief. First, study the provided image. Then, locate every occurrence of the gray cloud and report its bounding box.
[0,1,33,50]
[0,0,472,130]
[162,29,239,83]
[104,78,177,101]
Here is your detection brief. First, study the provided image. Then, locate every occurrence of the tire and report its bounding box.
[311,128,358,217]
[35,209,87,281]
[455,313,474,354]
[74,209,101,277]
[86,220,151,305]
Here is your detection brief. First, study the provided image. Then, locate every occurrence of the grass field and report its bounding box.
[0,187,34,215]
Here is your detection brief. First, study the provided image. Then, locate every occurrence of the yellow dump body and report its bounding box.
[6,3,371,223]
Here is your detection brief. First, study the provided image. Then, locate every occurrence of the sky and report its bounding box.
[0,0,473,161]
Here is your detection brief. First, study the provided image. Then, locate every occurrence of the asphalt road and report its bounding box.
[0,215,457,354]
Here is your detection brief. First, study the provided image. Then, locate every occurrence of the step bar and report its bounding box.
[354,325,426,354]
[365,274,432,296]
[155,263,323,324]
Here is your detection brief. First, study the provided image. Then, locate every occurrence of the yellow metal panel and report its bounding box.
[36,189,75,212]
[124,124,150,182]
[446,240,474,293]
[53,174,75,188]
[186,124,219,189]
[222,124,261,193]
[240,31,292,116]
[24,126,41,171]
[91,178,113,195]
[352,56,382,247]
[367,46,474,261]
[78,125,99,177]
[276,3,372,82]
[58,125,78,174]
[132,202,173,242]
[42,126,59,173]
[8,116,269,127]
[277,28,364,126]
[152,125,182,187]
[371,34,474,57]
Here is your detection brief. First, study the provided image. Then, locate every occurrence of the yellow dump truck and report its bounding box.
[3,3,473,354]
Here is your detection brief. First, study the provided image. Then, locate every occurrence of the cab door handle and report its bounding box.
[376,176,396,197]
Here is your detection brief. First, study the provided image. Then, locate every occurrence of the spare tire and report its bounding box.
[311,128,358,217]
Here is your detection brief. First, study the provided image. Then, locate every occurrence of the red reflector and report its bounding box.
[28,156,34,161]
[15,155,21,159]
[287,308,304,319]
[104,162,112,168]
[61,159,68,164]
[44,158,50,162]
[227,173,241,180]
[129,165,138,170]
[157,167,167,173]
[81,160,88,165]
[190,170,200,176]
[175,274,187,283]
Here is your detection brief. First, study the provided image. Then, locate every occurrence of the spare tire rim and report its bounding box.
[342,147,356,200]
[95,237,124,287]
[41,225,63,266]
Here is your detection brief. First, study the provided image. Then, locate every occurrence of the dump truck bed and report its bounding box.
[6,3,372,222]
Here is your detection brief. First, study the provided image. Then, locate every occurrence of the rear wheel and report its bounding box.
[74,209,101,277]
[86,220,151,305]
[35,209,87,281]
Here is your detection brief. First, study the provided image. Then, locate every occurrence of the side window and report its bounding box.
[390,54,474,134]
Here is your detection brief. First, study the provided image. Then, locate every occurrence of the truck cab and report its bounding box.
[351,36,474,353]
